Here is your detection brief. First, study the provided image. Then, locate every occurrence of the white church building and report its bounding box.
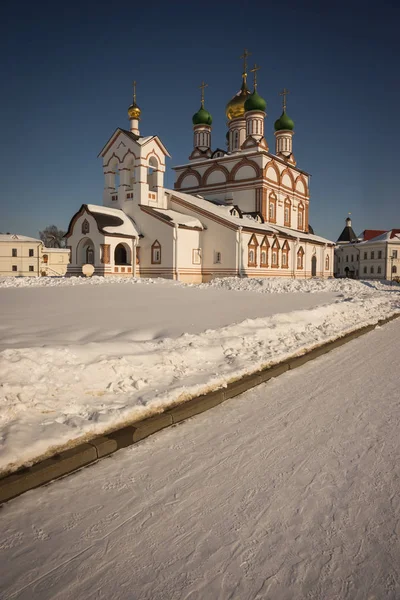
[66,57,334,282]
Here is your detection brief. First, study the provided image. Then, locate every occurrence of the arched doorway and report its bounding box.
[77,237,95,266]
[311,255,317,277]
[114,243,131,265]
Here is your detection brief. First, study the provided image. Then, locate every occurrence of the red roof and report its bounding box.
[361,229,387,241]
[390,229,400,239]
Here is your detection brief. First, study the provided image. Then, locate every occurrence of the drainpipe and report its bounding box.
[237,226,243,277]
[133,238,137,278]
[173,224,179,281]
[354,246,360,279]
[293,237,299,278]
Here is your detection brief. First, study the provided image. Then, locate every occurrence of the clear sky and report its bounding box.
[1,0,399,242]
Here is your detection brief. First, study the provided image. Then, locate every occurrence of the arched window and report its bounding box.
[234,131,239,149]
[269,194,277,223]
[82,219,90,235]
[147,156,158,192]
[393,265,397,274]
[43,254,48,264]
[378,265,382,274]
[298,204,304,230]
[297,247,304,269]
[370,266,374,274]
[247,234,258,267]
[284,199,291,227]
[151,240,161,264]
[363,266,367,274]
[325,254,330,270]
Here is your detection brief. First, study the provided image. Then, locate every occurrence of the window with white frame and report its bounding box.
[29,249,34,257]
[370,266,374,274]
[29,265,34,272]
[12,265,17,271]
[371,251,375,259]
[325,254,330,270]
[364,252,367,259]
[378,266,382,273]
[393,250,398,258]
[363,266,367,274]
[378,250,382,259]
[12,248,17,257]
[192,249,201,265]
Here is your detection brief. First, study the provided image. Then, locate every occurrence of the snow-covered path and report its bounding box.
[1,319,400,600]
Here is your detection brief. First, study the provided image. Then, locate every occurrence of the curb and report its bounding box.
[1,313,399,505]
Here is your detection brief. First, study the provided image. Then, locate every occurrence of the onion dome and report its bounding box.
[244,89,266,113]
[192,106,212,126]
[128,101,141,120]
[274,110,294,131]
[226,79,251,120]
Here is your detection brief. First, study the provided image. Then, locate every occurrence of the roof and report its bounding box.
[0,234,42,243]
[337,224,358,243]
[65,205,140,239]
[43,247,70,253]
[147,207,204,229]
[166,189,334,245]
[361,229,400,243]
[360,229,387,241]
[98,128,171,158]
[86,204,140,237]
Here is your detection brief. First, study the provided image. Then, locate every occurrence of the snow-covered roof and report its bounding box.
[0,234,42,243]
[150,208,204,229]
[86,204,140,237]
[363,230,400,243]
[43,247,70,253]
[167,189,334,245]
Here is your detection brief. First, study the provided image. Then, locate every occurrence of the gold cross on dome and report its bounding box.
[132,80,137,104]
[250,63,261,89]
[279,88,290,111]
[199,81,208,108]
[240,48,252,77]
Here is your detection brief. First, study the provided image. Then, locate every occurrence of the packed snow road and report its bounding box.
[1,319,399,599]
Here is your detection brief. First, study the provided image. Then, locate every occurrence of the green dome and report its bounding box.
[244,90,266,113]
[274,110,294,131]
[192,106,212,126]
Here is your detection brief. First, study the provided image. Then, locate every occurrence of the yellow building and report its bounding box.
[0,234,70,277]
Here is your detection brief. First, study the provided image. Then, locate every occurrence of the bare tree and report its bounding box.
[39,225,66,248]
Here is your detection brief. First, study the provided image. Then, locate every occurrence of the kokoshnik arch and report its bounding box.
[65,53,334,282]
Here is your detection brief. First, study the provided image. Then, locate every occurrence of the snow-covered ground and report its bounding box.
[1,319,399,600]
[0,276,399,475]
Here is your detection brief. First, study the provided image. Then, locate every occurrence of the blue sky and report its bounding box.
[1,0,399,242]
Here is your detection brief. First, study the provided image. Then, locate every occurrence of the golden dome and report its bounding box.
[128,102,141,120]
[226,77,251,120]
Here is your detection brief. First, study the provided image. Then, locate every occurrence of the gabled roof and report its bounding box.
[65,204,140,239]
[361,229,400,243]
[360,229,387,241]
[98,128,171,158]
[0,234,42,243]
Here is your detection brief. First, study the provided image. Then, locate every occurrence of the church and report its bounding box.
[65,52,334,282]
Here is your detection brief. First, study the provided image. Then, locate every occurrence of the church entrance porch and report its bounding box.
[114,243,131,266]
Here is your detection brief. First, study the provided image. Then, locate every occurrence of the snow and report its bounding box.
[151,207,204,229]
[86,204,140,237]
[1,319,400,599]
[168,189,334,244]
[0,234,41,243]
[0,276,399,476]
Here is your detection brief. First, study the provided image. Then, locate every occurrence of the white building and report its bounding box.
[335,218,400,280]
[0,234,70,277]
[66,61,334,282]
